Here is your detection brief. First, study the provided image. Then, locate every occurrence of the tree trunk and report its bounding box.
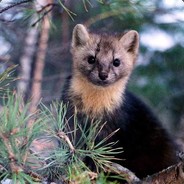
[29,0,53,117]
[61,0,70,44]
[17,13,39,98]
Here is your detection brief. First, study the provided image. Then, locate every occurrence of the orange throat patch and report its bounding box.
[69,75,127,118]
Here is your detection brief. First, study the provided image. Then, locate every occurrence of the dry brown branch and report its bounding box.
[105,162,140,184]
[24,168,43,182]
[138,161,184,184]
[0,132,23,173]
[57,130,75,153]
[105,161,184,184]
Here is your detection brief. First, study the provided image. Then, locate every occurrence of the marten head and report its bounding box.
[71,24,139,87]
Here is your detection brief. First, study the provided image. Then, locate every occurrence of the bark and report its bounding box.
[108,161,184,184]
[61,0,70,44]
[137,162,184,184]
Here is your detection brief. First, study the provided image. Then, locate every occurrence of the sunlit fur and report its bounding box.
[69,74,128,117]
[69,24,139,118]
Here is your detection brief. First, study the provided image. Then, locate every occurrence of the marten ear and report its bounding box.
[120,30,139,54]
[72,24,90,47]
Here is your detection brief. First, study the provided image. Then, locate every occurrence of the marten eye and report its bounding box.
[87,56,96,64]
[113,58,121,67]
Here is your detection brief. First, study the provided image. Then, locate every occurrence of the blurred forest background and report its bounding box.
[0,0,184,147]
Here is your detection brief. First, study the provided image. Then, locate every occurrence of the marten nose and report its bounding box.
[99,72,108,80]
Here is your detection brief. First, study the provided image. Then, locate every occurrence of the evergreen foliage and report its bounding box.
[0,68,123,183]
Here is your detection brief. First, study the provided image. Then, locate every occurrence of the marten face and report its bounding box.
[71,24,139,87]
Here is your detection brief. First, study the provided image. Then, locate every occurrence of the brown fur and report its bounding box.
[62,24,177,179]
[69,24,139,118]
[69,73,128,117]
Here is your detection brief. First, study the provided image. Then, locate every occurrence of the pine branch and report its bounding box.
[24,168,43,182]
[0,132,23,173]
[57,0,76,21]
[31,6,53,27]
[31,2,59,27]
[0,91,183,183]
[1,73,182,183]
[37,3,58,13]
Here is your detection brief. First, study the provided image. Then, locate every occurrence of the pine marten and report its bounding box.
[61,24,177,178]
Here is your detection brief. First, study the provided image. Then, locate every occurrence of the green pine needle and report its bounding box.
[0,67,123,183]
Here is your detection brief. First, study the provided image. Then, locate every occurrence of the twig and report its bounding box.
[0,0,33,14]
[105,162,140,184]
[0,164,7,172]
[57,131,75,153]
[0,132,23,173]
[86,171,98,180]
[24,167,43,182]
[31,7,53,27]
[37,3,58,13]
